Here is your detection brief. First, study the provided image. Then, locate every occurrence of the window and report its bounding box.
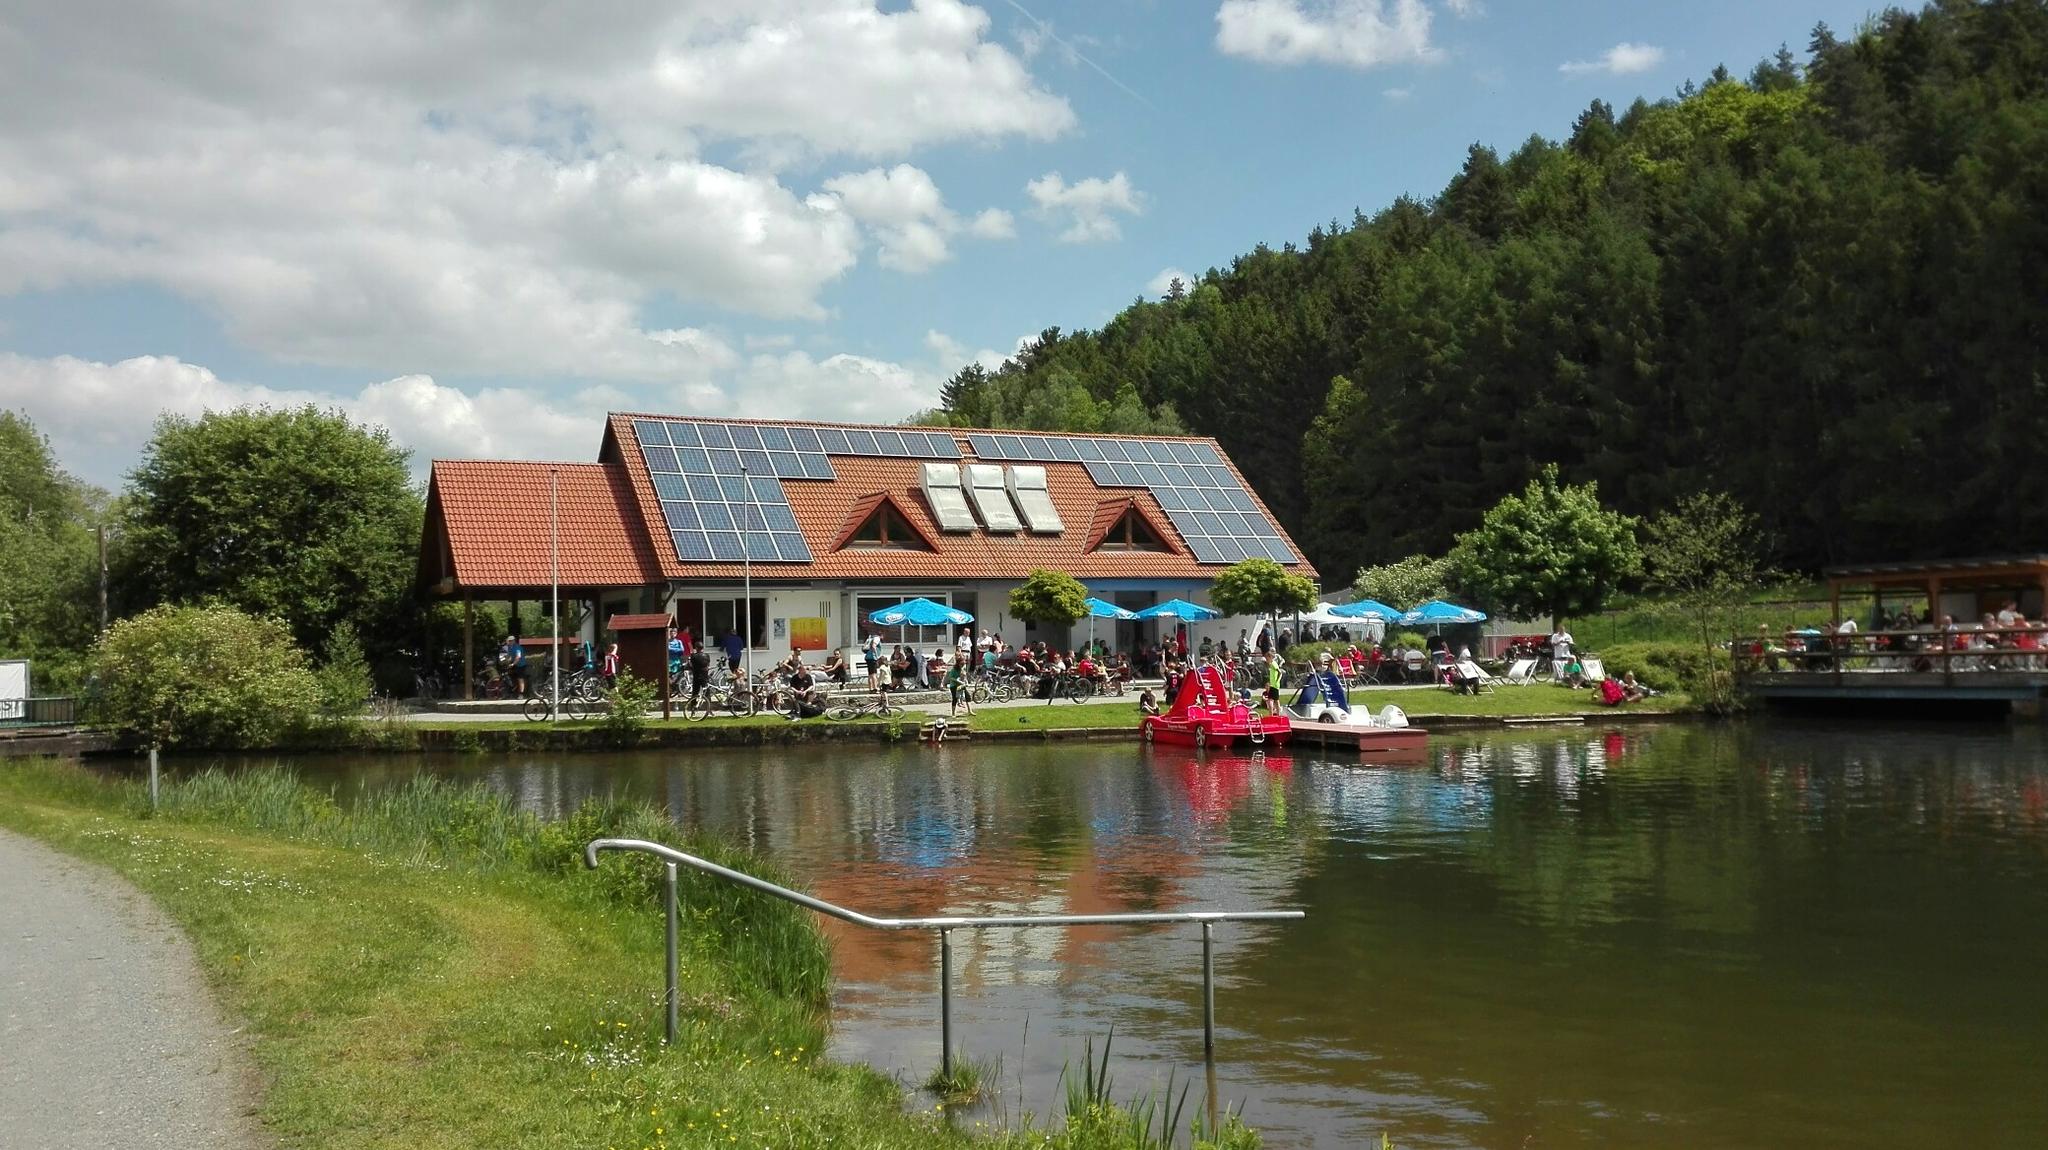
[846,502,931,549]
[673,596,768,649]
[1095,507,1169,552]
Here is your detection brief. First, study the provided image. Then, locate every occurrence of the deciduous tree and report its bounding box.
[1450,464,1641,629]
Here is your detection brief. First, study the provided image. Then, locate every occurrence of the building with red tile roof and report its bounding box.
[420,413,1317,687]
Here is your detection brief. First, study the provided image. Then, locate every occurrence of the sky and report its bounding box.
[0,0,1883,489]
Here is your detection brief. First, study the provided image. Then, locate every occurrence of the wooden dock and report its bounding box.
[1286,719,1429,759]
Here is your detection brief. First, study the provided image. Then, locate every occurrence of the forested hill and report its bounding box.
[925,1,2048,584]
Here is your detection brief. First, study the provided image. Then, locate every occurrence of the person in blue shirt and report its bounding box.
[667,628,686,681]
[721,629,745,676]
[497,635,528,697]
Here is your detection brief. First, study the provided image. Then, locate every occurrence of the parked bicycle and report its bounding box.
[826,692,905,720]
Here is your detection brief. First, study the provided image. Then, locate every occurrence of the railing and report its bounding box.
[1730,628,2048,690]
[0,696,78,729]
[584,838,1304,1079]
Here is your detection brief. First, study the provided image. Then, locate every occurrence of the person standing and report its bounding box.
[498,634,528,697]
[721,627,745,677]
[1549,627,1574,680]
[863,632,883,689]
[686,637,712,710]
[945,652,973,717]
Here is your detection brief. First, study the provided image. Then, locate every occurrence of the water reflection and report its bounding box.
[289,719,2048,1148]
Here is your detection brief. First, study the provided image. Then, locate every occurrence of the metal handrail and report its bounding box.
[585,837,1303,1078]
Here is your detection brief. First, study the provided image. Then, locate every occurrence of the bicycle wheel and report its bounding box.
[826,704,863,721]
[523,695,552,722]
[1064,677,1095,703]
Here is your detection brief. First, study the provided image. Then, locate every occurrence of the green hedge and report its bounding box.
[1596,640,1736,710]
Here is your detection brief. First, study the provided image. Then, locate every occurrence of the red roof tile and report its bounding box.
[425,460,662,590]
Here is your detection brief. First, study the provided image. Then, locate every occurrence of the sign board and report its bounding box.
[0,660,27,722]
[788,616,828,652]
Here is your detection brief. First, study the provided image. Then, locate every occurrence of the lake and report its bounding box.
[289,718,2048,1148]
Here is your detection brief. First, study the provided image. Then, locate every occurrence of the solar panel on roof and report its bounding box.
[967,434,1000,458]
[707,448,741,474]
[633,420,669,445]
[748,476,783,503]
[673,531,713,560]
[815,426,851,453]
[664,422,701,446]
[1110,462,1143,486]
[1075,438,1104,461]
[768,452,803,478]
[1190,442,1223,465]
[1160,464,1191,486]
[1188,537,1228,564]
[686,474,720,500]
[788,426,822,453]
[772,533,812,561]
[744,533,776,561]
[643,446,679,473]
[698,423,732,448]
[707,532,743,560]
[921,463,977,532]
[799,454,836,479]
[870,429,905,455]
[737,449,771,475]
[1083,461,1118,486]
[652,474,689,500]
[698,503,733,530]
[1049,438,1080,461]
[727,424,763,450]
[1147,441,1180,463]
[759,426,793,451]
[1006,466,1063,534]
[763,504,799,532]
[674,447,711,473]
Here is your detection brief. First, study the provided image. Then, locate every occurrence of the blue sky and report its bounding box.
[0,0,1880,487]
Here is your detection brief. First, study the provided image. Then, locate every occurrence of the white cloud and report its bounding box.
[820,165,1018,271]
[0,1,1070,379]
[1025,171,1144,244]
[968,208,1018,240]
[1214,0,1439,70]
[1146,267,1192,297]
[1560,42,1666,76]
[925,329,1009,374]
[0,353,590,485]
[1442,0,1481,17]
[1383,86,1413,101]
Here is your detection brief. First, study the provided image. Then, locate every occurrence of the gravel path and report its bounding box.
[0,828,270,1150]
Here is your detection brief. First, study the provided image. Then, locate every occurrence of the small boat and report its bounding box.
[1141,665,1292,749]
[1281,668,1429,755]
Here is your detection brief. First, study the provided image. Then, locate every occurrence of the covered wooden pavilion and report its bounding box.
[1826,555,2048,627]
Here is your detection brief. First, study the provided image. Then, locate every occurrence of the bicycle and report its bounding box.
[826,692,904,720]
[523,684,596,722]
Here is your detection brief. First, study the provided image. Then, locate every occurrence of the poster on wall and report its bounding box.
[789,617,828,651]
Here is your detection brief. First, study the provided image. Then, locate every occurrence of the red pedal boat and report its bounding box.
[1141,665,1292,749]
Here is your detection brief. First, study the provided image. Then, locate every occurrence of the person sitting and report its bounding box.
[1138,687,1161,716]
[1597,675,1627,707]
[783,663,826,717]
[1108,652,1131,688]
[1075,650,1102,686]
[1620,671,1651,702]
[1560,657,1588,689]
[888,645,912,691]
[821,648,849,685]
[1447,656,1484,695]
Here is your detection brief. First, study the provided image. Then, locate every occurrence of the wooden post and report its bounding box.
[1930,577,1950,687]
[463,593,476,700]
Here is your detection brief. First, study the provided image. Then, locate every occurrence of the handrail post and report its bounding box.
[939,927,954,1079]
[1201,920,1215,1067]
[664,862,679,1045]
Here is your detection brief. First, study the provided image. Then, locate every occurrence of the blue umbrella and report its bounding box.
[1330,598,1401,620]
[1398,600,1488,626]
[1083,597,1139,620]
[1135,598,1222,621]
[867,597,973,627]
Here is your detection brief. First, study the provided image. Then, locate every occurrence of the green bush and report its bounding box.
[595,669,657,747]
[86,603,324,749]
[315,622,374,718]
[1597,640,1735,709]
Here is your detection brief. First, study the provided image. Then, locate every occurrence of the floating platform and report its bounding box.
[1286,719,1429,757]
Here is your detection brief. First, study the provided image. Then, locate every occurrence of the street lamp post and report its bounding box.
[549,466,560,725]
[740,461,754,711]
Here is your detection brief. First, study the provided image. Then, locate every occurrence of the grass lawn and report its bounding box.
[1352,684,1690,718]
[0,761,1255,1149]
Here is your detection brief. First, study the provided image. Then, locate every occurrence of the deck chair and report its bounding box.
[1578,657,1606,683]
[1502,657,1538,686]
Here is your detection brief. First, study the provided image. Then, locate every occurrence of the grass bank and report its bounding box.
[0,760,1257,1149]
